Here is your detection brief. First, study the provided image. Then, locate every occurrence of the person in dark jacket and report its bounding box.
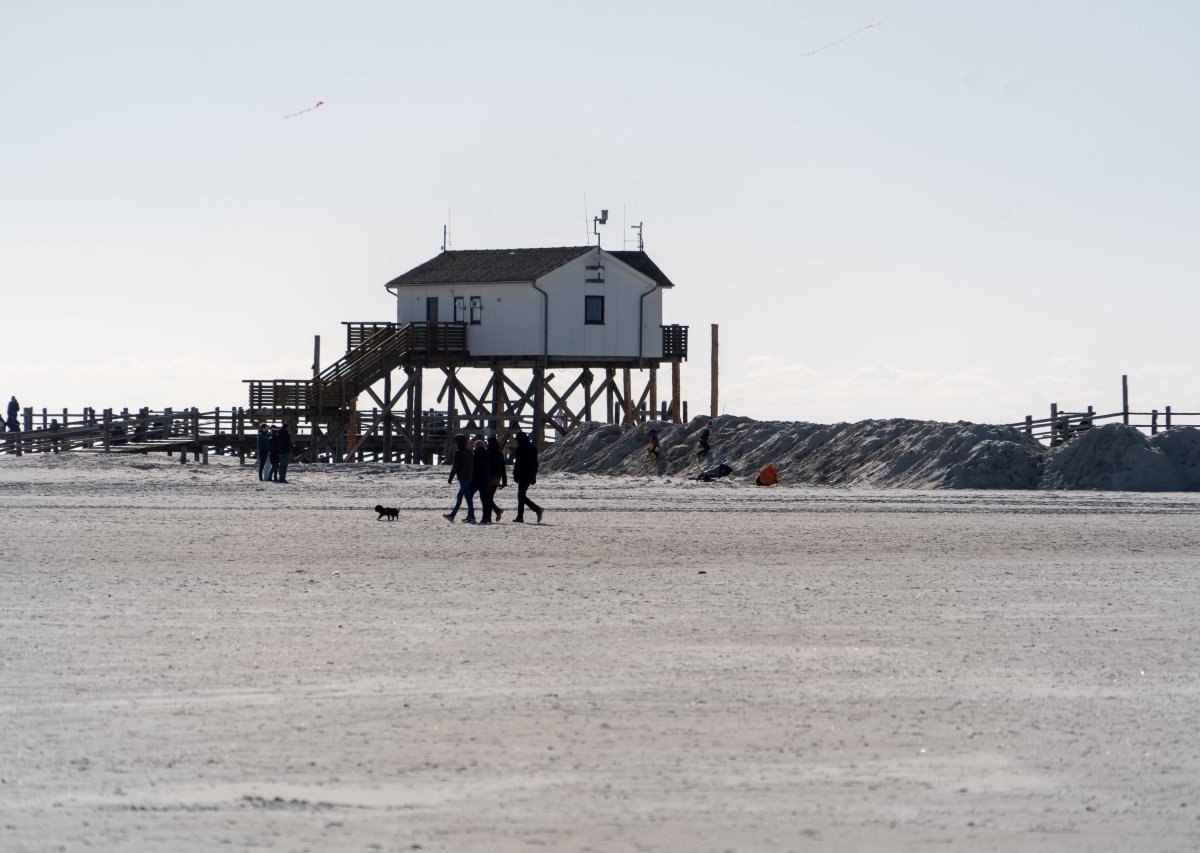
[275,422,293,483]
[697,421,712,459]
[511,431,543,524]
[6,396,19,432]
[256,423,271,481]
[470,439,493,525]
[267,427,281,481]
[443,434,476,523]
[486,434,507,521]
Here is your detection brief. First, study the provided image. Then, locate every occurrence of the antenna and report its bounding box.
[631,221,644,251]
[592,209,608,248]
[442,224,447,253]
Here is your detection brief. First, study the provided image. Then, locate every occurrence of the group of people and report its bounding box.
[255,422,293,482]
[645,419,714,464]
[445,431,543,525]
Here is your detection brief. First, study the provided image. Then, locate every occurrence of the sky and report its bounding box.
[3,1,1199,426]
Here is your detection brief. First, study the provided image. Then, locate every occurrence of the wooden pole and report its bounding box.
[606,368,615,424]
[710,323,719,420]
[534,365,547,449]
[382,371,392,462]
[582,369,593,423]
[649,367,658,421]
[671,362,682,424]
[1151,409,1159,435]
[1166,405,1172,431]
[622,368,633,424]
[412,368,424,463]
[1050,402,1058,445]
[1122,374,1129,425]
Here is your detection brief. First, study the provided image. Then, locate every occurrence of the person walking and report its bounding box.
[697,420,712,459]
[6,396,19,432]
[256,423,271,480]
[470,438,493,525]
[646,428,660,463]
[511,431,543,524]
[267,426,281,481]
[486,433,507,521]
[275,422,293,482]
[443,434,476,523]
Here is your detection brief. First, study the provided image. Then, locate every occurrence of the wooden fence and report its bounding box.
[1008,377,1199,445]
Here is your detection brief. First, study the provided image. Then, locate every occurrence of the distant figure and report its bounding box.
[256,423,271,481]
[470,439,493,525]
[275,422,293,483]
[695,459,732,482]
[646,428,660,463]
[512,431,543,524]
[487,434,508,521]
[6,396,19,432]
[50,419,60,453]
[443,434,476,523]
[268,427,281,481]
[697,421,712,459]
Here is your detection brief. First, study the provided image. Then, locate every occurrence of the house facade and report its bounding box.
[384,246,677,363]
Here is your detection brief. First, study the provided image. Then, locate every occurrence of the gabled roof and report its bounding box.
[385,246,677,289]
[608,251,675,288]
[385,247,592,287]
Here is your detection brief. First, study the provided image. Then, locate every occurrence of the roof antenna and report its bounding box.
[630,221,644,251]
[592,208,608,248]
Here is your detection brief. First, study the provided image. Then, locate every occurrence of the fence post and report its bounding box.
[1122,375,1129,425]
[1050,403,1059,445]
[102,409,112,452]
[1025,415,1032,436]
[192,407,200,462]
[1165,406,1172,431]
[1151,409,1158,435]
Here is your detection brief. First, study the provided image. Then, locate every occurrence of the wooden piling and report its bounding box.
[671,362,681,424]
[1122,374,1129,425]
[710,323,719,419]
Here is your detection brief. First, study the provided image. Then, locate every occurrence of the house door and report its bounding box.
[426,297,439,352]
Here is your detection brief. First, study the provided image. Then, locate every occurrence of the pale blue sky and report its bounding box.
[4,1,1199,424]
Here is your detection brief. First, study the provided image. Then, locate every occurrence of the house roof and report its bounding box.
[608,251,676,288]
[385,247,592,287]
[385,247,676,288]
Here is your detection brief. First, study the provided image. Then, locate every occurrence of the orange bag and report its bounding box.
[755,464,778,486]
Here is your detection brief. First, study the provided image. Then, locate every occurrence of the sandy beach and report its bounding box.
[3,452,1200,852]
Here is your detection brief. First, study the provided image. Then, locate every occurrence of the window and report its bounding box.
[453,296,465,323]
[585,294,605,325]
[470,296,482,325]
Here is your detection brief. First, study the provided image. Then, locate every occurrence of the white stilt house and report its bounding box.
[384,246,679,366]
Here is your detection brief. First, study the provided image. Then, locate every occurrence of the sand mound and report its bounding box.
[540,417,1200,491]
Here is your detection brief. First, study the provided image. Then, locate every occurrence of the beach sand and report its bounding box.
[2,453,1199,851]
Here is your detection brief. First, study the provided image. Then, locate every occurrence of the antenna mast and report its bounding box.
[592,209,609,248]
[631,221,644,251]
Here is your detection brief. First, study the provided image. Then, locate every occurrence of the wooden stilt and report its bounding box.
[671,362,682,423]
[710,323,719,420]
[622,368,633,424]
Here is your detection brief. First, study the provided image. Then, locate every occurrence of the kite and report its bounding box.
[283,101,324,119]
[798,22,880,58]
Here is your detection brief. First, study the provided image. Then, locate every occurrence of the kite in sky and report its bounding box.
[798,22,881,59]
[283,101,324,119]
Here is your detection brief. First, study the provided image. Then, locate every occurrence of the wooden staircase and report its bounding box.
[246,322,467,414]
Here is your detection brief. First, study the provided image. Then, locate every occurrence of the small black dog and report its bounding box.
[374,504,399,521]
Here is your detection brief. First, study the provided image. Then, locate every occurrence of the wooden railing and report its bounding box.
[246,321,468,415]
[662,324,688,360]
